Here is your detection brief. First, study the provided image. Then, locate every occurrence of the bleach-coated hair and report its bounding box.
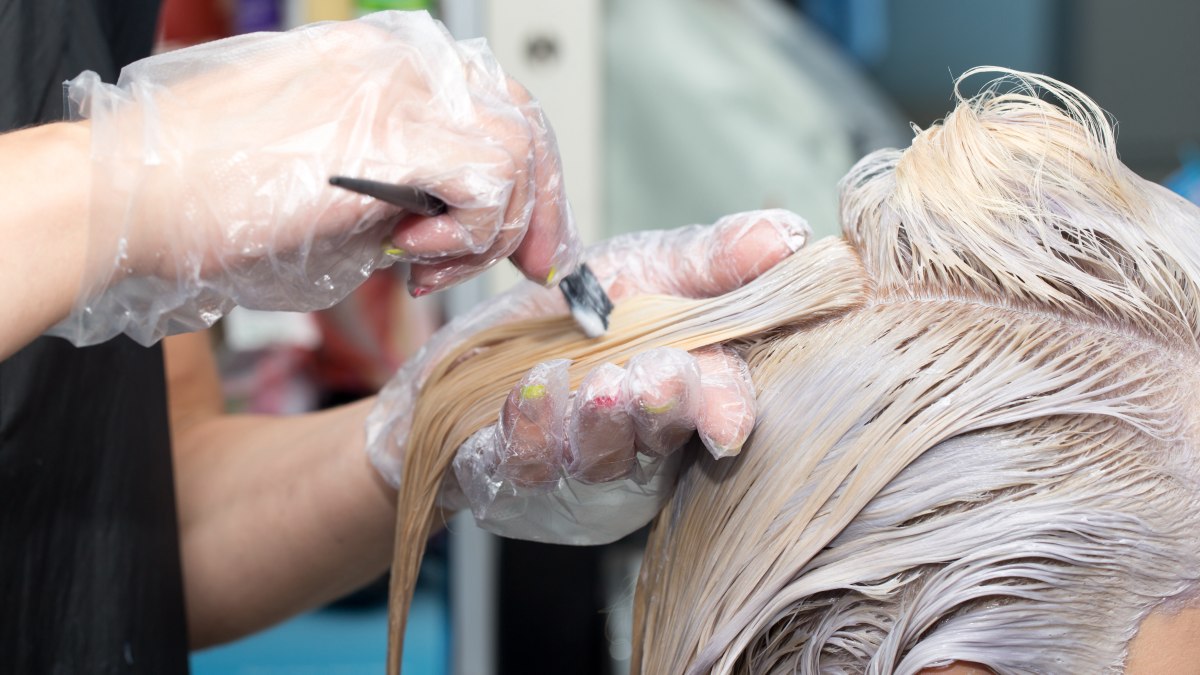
[381,69,1200,674]
[632,68,1200,673]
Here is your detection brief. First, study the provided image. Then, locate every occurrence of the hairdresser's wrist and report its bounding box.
[343,396,399,504]
[0,122,91,351]
[352,393,465,526]
[43,122,92,313]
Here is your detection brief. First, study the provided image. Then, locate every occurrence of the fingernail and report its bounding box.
[641,398,677,415]
[707,441,743,459]
[765,212,811,253]
[545,265,558,285]
[383,245,406,257]
[411,286,431,298]
[780,223,808,253]
[521,384,547,400]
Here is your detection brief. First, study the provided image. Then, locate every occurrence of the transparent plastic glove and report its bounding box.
[48,11,579,347]
[366,209,809,544]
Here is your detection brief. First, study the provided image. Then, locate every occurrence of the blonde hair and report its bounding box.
[382,68,1200,673]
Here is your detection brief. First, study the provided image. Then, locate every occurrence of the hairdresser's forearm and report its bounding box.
[0,122,90,358]
[174,398,398,649]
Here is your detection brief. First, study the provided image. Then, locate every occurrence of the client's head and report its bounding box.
[630,68,1200,673]
[387,68,1200,674]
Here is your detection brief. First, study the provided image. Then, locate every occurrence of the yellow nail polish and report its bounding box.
[384,246,405,256]
[521,384,547,400]
[546,265,557,284]
[641,399,677,415]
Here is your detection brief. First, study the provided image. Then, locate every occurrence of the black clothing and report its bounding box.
[0,0,159,130]
[0,1,190,673]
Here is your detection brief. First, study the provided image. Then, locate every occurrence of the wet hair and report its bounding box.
[386,69,1200,674]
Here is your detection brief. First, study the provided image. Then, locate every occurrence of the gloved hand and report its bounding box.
[366,209,809,544]
[49,11,578,347]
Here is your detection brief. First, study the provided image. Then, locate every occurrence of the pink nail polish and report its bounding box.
[591,394,618,409]
[411,286,431,298]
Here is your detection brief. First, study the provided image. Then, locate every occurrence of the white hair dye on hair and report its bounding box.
[381,68,1200,673]
[630,69,1200,673]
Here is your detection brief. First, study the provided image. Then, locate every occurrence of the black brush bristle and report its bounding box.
[558,264,613,338]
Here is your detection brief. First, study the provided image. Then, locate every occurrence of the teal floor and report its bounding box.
[190,586,448,674]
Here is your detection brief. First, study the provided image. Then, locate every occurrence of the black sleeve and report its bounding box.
[0,0,161,127]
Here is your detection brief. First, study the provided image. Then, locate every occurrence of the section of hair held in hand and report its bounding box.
[385,67,1200,674]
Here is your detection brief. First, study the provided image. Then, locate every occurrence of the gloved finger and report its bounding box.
[625,348,702,457]
[597,209,810,303]
[404,203,532,296]
[506,79,581,286]
[448,426,508,521]
[386,212,479,262]
[565,363,637,484]
[400,175,536,296]
[493,358,571,489]
[691,344,756,459]
[408,84,578,295]
[691,210,809,296]
[405,252,494,298]
[378,133,522,261]
[436,450,472,514]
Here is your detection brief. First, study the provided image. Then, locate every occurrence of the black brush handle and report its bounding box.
[328,176,448,217]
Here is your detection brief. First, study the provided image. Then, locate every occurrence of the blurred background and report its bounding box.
[171,1,1200,673]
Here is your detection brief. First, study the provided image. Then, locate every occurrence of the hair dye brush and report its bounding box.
[330,176,613,338]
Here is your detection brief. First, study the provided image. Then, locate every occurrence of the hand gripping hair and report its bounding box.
[378,68,1200,673]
